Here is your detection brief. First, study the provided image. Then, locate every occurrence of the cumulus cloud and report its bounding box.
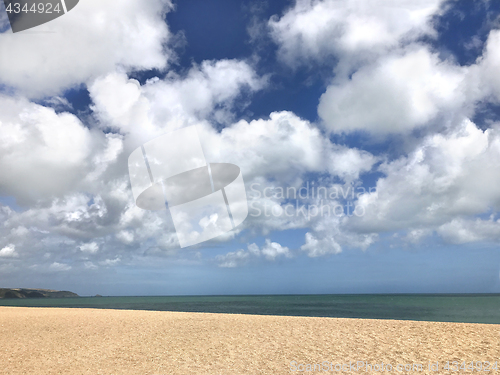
[437,217,500,244]
[0,0,174,97]
[0,244,18,258]
[258,240,292,260]
[87,68,378,258]
[318,46,468,134]
[79,242,99,254]
[188,111,377,254]
[269,0,500,138]
[317,27,500,135]
[294,193,378,257]
[89,59,267,146]
[0,95,123,204]
[116,230,135,245]
[269,0,443,68]
[198,111,377,183]
[0,96,91,202]
[0,0,380,269]
[301,232,342,257]
[5,0,500,272]
[469,29,500,104]
[216,239,291,267]
[0,175,184,273]
[348,118,500,241]
[268,0,462,137]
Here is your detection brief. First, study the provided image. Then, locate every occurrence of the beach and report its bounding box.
[0,307,499,374]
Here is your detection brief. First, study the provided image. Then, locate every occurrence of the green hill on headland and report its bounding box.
[0,288,79,299]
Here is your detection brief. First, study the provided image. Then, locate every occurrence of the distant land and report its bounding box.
[0,288,79,299]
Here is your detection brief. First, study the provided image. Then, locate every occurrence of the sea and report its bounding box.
[1,294,499,324]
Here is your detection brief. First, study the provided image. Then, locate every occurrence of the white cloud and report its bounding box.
[314,27,500,136]
[301,232,342,257]
[99,257,121,267]
[318,46,468,134]
[269,0,443,68]
[0,0,174,97]
[89,59,267,144]
[85,133,124,182]
[0,94,127,205]
[198,111,377,183]
[191,112,377,250]
[49,262,72,271]
[0,244,18,258]
[270,0,500,139]
[469,29,500,104]
[7,1,500,267]
[216,239,291,267]
[348,119,500,240]
[437,217,500,244]
[297,196,378,257]
[404,228,432,244]
[0,96,92,203]
[116,230,134,245]
[79,242,99,254]
[87,70,377,259]
[259,239,292,260]
[1,0,500,271]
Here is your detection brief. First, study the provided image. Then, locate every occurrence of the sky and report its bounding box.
[1,0,500,296]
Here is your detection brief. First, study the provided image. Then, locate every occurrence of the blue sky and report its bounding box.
[1,0,500,296]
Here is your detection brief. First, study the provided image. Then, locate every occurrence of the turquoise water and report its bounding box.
[1,294,499,324]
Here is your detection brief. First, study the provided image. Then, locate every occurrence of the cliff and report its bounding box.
[0,288,79,299]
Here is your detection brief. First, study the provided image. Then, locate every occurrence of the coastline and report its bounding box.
[1,307,499,374]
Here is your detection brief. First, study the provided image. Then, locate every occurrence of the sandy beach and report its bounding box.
[0,307,499,374]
